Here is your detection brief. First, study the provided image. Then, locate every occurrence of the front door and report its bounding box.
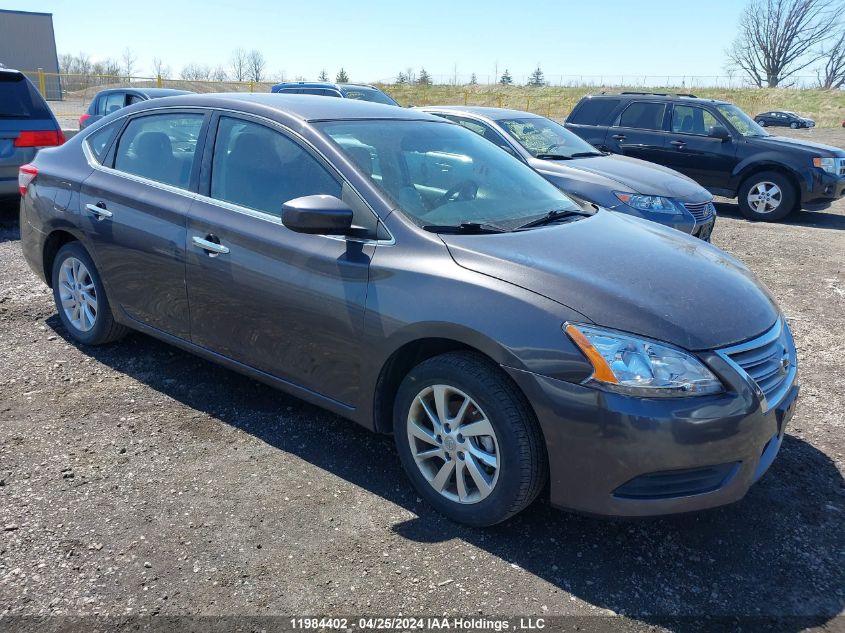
[662,104,739,189]
[185,114,374,407]
[78,110,208,339]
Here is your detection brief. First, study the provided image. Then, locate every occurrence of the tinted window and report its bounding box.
[617,102,666,130]
[342,87,398,106]
[210,117,341,217]
[114,113,204,188]
[0,73,52,119]
[86,121,121,162]
[671,105,720,135]
[300,88,340,97]
[319,120,580,230]
[127,94,145,105]
[568,98,620,125]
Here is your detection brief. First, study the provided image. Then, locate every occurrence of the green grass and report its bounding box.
[376,84,845,127]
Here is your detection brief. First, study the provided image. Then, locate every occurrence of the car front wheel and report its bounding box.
[790,121,799,129]
[738,171,796,221]
[393,351,547,527]
[756,119,766,126]
[51,241,128,345]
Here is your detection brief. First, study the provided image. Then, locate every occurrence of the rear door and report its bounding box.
[564,97,621,149]
[185,113,375,406]
[604,100,668,163]
[662,104,739,189]
[78,109,208,338]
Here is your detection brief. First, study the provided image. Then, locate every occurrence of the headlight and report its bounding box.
[565,323,723,397]
[813,157,837,174]
[613,192,678,214]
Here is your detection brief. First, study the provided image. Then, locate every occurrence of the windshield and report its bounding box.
[716,104,768,137]
[343,87,398,106]
[318,120,581,230]
[497,116,600,158]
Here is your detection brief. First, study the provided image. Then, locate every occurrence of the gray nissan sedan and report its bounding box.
[19,94,798,526]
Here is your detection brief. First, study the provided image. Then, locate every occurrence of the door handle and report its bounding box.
[85,202,113,220]
[192,235,229,255]
[611,134,626,141]
[670,140,687,148]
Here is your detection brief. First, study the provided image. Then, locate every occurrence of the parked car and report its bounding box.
[271,81,398,106]
[421,106,716,241]
[565,92,845,221]
[79,88,193,129]
[0,68,64,201]
[754,111,815,129]
[19,93,798,526]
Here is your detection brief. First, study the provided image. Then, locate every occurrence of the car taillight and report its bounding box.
[18,164,38,196]
[79,113,91,127]
[14,130,65,148]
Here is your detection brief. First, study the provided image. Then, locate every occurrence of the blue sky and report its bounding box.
[3,0,748,82]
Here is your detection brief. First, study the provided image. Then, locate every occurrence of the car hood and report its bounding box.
[441,211,779,351]
[746,134,845,156]
[533,154,710,202]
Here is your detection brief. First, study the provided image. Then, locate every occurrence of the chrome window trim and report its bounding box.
[81,104,395,246]
[715,317,797,412]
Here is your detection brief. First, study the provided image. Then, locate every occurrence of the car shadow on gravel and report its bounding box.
[48,319,845,631]
[0,200,21,242]
[714,201,845,230]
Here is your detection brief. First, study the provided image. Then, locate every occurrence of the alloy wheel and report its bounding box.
[58,257,98,332]
[747,181,783,215]
[406,384,500,504]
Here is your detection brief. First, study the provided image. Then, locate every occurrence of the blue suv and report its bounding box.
[270,82,398,106]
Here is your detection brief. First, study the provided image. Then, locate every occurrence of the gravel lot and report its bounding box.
[1,127,843,632]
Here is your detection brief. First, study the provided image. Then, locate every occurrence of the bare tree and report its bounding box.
[247,49,266,83]
[726,0,845,87]
[211,65,228,82]
[152,57,171,79]
[121,47,138,79]
[230,48,248,82]
[180,64,212,81]
[817,30,845,88]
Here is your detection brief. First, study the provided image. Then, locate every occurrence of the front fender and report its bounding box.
[731,156,808,193]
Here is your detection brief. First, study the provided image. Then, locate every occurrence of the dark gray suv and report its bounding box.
[19,94,798,526]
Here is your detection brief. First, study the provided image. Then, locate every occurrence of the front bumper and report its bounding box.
[801,169,845,209]
[504,357,798,517]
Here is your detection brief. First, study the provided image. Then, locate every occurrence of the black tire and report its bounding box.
[756,119,765,127]
[790,121,799,129]
[51,241,128,345]
[737,170,796,222]
[393,351,547,527]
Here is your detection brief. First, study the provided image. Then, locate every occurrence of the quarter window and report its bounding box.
[210,117,341,217]
[86,121,121,162]
[113,113,204,189]
[568,98,620,125]
[617,102,666,131]
[671,105,720,135]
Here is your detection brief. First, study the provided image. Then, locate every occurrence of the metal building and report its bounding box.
[0,9,61,99]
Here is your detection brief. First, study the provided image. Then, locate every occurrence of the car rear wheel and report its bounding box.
[51,242,127,345]
[393,351,547,527]
[738,171,796,222]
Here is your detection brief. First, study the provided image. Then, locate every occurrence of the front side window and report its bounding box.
[318,120,580,230]
[210,117,341,217]
[113,113,204,189]
[716,104,768,137]
[617,102,666,131]
[103,93,126,115]
[498,117,601,158]
[670,105,720,135]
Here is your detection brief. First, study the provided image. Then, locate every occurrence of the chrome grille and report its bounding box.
[717,318,796,412]
[683,201,715,221]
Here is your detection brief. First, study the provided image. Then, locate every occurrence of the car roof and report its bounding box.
[420,105,544,121]
[127,92,436,122]
[583,92,730,106]
[94,87,192,97]
[272,81,380,91]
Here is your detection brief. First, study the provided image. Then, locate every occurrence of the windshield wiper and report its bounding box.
[535,153,573,160]
[568,151,605,158]
[423,222,506,234]
[513,209,586,231]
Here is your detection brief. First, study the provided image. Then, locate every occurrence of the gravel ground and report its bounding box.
[1,129,844,632]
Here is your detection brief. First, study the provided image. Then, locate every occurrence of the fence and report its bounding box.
[24,71,845,129]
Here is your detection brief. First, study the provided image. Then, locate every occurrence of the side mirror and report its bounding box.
[281,195,353,235]
[709,125,731,141]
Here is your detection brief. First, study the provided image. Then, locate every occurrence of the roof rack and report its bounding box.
[620,91,698,98]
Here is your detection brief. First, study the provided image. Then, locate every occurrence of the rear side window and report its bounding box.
[210,116,341,217]
[617,102,667,130]
[568,98,620,125]
[113,113,204,189]
[86,121,121,162]
[0,73,52,119]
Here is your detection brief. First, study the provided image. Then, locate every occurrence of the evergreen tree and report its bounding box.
[417,68,432,85]
[396,71,408,84]
[318,69,329,81]
[469,73,478,85]
[499,69,513,85]
[336,68,349,83]
[528,65,545,86]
